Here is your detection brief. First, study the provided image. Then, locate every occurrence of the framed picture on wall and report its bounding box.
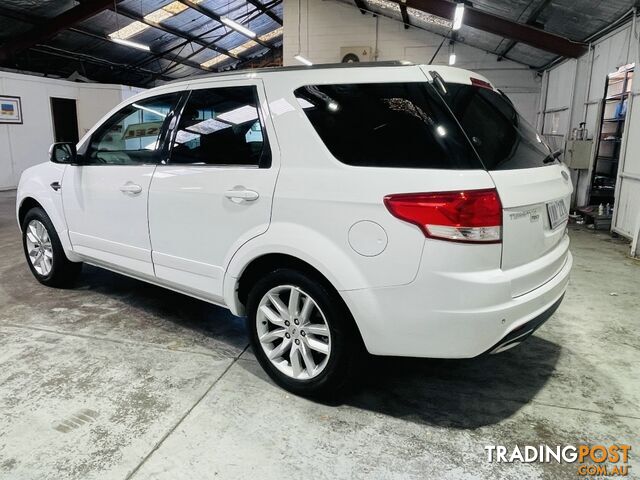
[0,96,23,124]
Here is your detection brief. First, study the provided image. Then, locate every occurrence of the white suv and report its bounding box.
[17,62,572,396]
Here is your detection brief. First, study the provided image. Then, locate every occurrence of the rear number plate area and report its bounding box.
[547,199,568,230]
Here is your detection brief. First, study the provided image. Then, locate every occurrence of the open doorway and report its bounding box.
[50,97,79,144]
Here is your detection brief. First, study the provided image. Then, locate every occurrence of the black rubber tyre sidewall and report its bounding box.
[247,268,361,398]
[21,207,81,287]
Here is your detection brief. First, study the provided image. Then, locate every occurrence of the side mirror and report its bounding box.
[49,142,77,164]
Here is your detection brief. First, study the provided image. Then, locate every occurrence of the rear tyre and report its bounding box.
[21,207,82,287]
[247,268,363,398]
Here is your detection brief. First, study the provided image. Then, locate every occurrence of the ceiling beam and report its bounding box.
[136,0,282,71]
[0,6,209,76]
[113,5,241,60]
[497,0,552,60]
[246,0,282,25]
[392,0,588,58]
[70,27,210,73]
[400,4,411,29]
[154,1,281,79]
[0,0,116,62]
[31,45,173,82]
[178,0,271,49]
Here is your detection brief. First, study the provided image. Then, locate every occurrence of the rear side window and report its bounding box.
[294,83,483,169]
[441,83,553,170]
[170,86,270,167]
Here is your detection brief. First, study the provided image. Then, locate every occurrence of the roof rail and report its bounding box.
[165,61,415,84]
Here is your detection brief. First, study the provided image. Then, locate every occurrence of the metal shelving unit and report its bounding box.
[589,68,634,206]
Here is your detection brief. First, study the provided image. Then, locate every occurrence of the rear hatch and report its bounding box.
[432,70,572,292]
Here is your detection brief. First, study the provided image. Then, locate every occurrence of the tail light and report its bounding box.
[384,189,502,243]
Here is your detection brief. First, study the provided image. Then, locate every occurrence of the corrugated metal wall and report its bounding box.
[541,16,639,247]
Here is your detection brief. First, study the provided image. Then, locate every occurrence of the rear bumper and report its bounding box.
[341,244,572,358]
[483,293,564,355]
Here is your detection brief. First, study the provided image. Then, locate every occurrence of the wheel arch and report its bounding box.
[18,197,44,230]
[236,253,335,308]
[231,251,367,348]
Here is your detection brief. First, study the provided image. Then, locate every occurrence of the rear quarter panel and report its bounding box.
[225,66,499,313]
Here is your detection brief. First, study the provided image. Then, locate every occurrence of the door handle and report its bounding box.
[119,182,142,195]
[224,188,259,204]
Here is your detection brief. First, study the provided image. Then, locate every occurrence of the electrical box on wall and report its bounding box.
[340,46,372,63]
[564,140,593,170]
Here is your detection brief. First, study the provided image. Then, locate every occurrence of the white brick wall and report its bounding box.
[283,0,541,123]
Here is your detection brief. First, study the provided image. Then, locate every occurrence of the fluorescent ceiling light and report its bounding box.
[112,37,151,51]
[294,54,313,66]
[217,105,259,124]
[221,17,256,38]
[452,3,465,30]
[448,52,456,65]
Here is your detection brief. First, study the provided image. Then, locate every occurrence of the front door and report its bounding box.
[148,81,279,301]
[62,93,182,276]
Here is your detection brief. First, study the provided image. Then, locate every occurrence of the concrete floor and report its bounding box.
[0,189,638,480]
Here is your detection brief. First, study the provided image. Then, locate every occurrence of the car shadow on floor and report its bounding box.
[2,263,248,354]
[340,335,561,429]
[79,265,249,346]
[4,259,561,430]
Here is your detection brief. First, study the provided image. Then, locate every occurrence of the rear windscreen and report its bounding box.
[440,83,553,170]
[294,83,484,169]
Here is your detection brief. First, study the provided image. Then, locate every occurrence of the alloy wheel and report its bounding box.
[25,219,53,276]
[256,285,332,380]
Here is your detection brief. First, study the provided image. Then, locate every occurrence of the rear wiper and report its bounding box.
[543,150,562,164]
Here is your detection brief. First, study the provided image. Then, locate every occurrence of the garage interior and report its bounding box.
[0,1,639,479]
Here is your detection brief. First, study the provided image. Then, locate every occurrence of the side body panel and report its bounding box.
[148,79,280,302]
[61,165,157,275]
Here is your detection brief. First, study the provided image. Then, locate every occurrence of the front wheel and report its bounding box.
[247,268,363,398]
[22,207,82,287]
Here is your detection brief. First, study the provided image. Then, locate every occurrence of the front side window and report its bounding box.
[294,82,483,169]
[85,93,180,165]
[170,86,269,166]
[440,83,553,170]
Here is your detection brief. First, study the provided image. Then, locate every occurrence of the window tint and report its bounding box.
[86,94,179,165]
[294,83,483,169]
[170,86,269,166]
[441,83,553,170]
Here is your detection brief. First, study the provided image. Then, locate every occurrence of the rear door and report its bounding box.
[148,80,279,302]
[438,79,572,273]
